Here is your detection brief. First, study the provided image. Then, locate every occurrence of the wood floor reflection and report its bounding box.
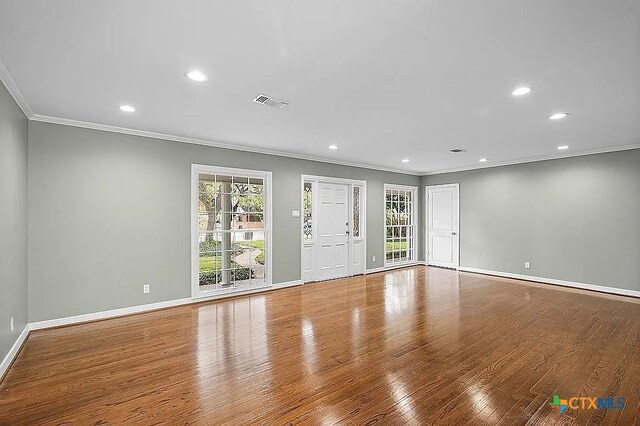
[2,266,639,425]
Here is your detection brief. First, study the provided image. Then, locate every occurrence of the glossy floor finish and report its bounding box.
[1,267,639,425]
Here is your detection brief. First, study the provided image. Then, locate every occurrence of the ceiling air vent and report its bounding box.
[450,148,467,153]
[253,94,289,109]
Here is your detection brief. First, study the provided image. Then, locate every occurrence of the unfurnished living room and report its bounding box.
[1,1,639,424]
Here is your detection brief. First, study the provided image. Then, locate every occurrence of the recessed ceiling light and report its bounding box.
[119,105,135,113]
[186,70,208,82]
[401,159,410,163]
[479,158,489,163]
[557,145,570,150]
[548,112,569,120]
[328,144,339,150]
[512,87,531,96]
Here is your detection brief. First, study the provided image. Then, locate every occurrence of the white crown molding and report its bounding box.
[30,114,422,176]
[458,266,640,299]
[422,144,640,176]
[0,62,418,175]
[4,55,637,177]
[0,56,34,118]
[0,324,30,382]
[0,54,416,176]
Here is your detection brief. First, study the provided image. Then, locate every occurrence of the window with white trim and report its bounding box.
[384,185,417,266]
[192,165,271,297]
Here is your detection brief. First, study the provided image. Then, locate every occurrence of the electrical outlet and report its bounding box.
[524,262,530,269]
[143,284,150,294]
[372,255,376,262]
[10,317,14,333]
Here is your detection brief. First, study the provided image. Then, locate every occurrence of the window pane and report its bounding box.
[198,212,221,232]
[353,186,360,238]
[234,212,264,232]
[216,175,233,193]
[235,193,264,214]
[385,186,416,266]
[232,176,249,186]
[198,180,219,196]
[198,171,267,292]
[249,177,264,194]
[199,233,220,254]
[218,269,234,287]
[250,264,266,286]
[198,180,219,236]
[199,251,220,271]
[199,272,220,287]
[303,182,313,240]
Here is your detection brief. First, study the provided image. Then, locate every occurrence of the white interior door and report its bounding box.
[427,184,459,269]
[318,182,350,280]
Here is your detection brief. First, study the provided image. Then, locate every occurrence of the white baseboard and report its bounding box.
[1,280,304,382]
[191,279,303,303]
[458,266,640,298]
[273,279,303,289]
[0,324,30,381]
[365,262,426,275]
[29,279,304,331]
[29,298,193,331]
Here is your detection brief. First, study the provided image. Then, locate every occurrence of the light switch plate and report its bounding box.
[291,210,300,218]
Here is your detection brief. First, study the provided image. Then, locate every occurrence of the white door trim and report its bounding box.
[301,174,367,282]
[425,183,460,269]
[301,174,367,187]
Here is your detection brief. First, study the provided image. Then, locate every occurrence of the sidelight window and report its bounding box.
[303,181,313,240]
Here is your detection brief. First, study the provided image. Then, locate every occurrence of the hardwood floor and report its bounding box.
[1,266,639,425]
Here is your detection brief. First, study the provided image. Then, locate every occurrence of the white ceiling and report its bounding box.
[1,0,639,174]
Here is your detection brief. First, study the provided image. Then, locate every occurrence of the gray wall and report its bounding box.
[28,121,420,322]
[24,114,640,324]
[0,82,28,360]
[423,149,640,292]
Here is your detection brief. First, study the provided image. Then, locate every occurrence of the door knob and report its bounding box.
[451,232,457,236]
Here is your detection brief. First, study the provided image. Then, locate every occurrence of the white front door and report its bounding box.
[427,184,459,269]
[318,182,350,280]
